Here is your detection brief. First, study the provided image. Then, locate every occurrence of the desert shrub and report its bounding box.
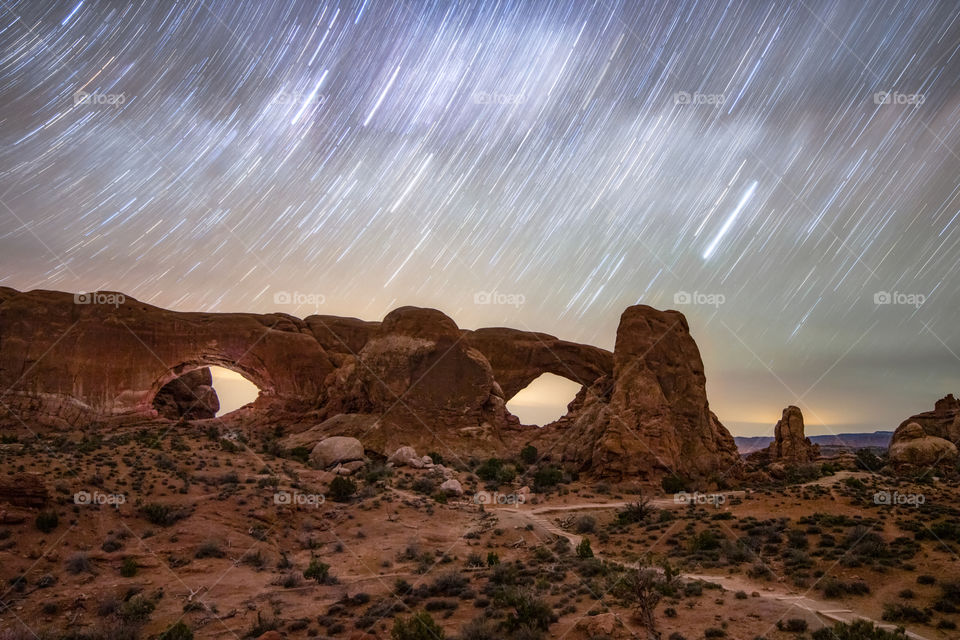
[661,474,688,493]
[159,621,193,640]
[466,552,485,567]
[427,452,443,465]
[431,571,469,597]
[391,611,444,640]
[195,540,224,558]
[476,458,515,484]
[119,594,156,623]
[532,466,563,490]
[917,574,936,585]
[882,602,930,623]
[574,515,597,534]
[498,589,555,633]
[576,538,593,559]
[855,448,881,471]
[617,498,653,525]
[66,551,93,574]
[120,557,138,577]
[328,476,356,502]
[288,446,311,463]
[520,445,538,465]
[486,552,499,567]
[304,557,337,585]
[812,620,907,639]
[35,510,58,533]
[777,618,808,632]
[704,629,726,638]
[141,502,186,526]
[460,616,499,640]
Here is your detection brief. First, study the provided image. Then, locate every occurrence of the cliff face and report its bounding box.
[0,288,740,480]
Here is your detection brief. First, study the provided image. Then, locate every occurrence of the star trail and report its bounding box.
[2,0,960,436]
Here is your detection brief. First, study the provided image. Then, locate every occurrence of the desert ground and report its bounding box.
[1,418,957,640]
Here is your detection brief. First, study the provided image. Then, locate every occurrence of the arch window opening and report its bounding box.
[505,373,582,426]
[153,365,260,419]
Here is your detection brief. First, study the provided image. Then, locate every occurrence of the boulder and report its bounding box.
[152,368,220,420]
[440,479,463,496]
[388,446,424,468]
[888,422,958,468]
[310,436,364,469]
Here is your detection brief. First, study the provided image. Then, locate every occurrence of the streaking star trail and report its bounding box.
[702,180,759,260]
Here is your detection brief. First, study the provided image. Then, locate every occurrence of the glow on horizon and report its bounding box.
[702,180,759,260]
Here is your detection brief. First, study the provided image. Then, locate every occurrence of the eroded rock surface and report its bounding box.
[749,406,819,464]
[888,421,958,468]
[1,288,742,480]
[547,305,741,480]
[153,368,220,420]
[896,394,960,445]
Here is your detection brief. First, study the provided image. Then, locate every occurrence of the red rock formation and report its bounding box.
[749,406,819,464]
[0,287,334,427]
[0,288,742,481]
[888,421,958,468]
[546,305,741,480]
[0,472,48,508]
[318,306,510,456]
[895,394,960,444]
[462,327,612,400]
[153,368,220,420]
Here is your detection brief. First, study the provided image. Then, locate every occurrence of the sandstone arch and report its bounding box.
[462,327,613,401]
[0,287,334,426]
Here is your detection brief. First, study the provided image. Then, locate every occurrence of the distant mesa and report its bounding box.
[0,286,741,481]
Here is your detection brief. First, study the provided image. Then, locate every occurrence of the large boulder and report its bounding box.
[388,446,425,468]
[282,414,381,451]
[551,305,741,480]
[888,422,958,468]
[152,368,220,420]
[749,406,819,464]
[310,436,365,469]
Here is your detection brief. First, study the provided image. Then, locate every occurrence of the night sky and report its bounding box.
[2,0,959,436]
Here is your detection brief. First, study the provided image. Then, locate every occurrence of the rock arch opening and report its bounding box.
[505,372,582,426]
[152,365,261,419]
